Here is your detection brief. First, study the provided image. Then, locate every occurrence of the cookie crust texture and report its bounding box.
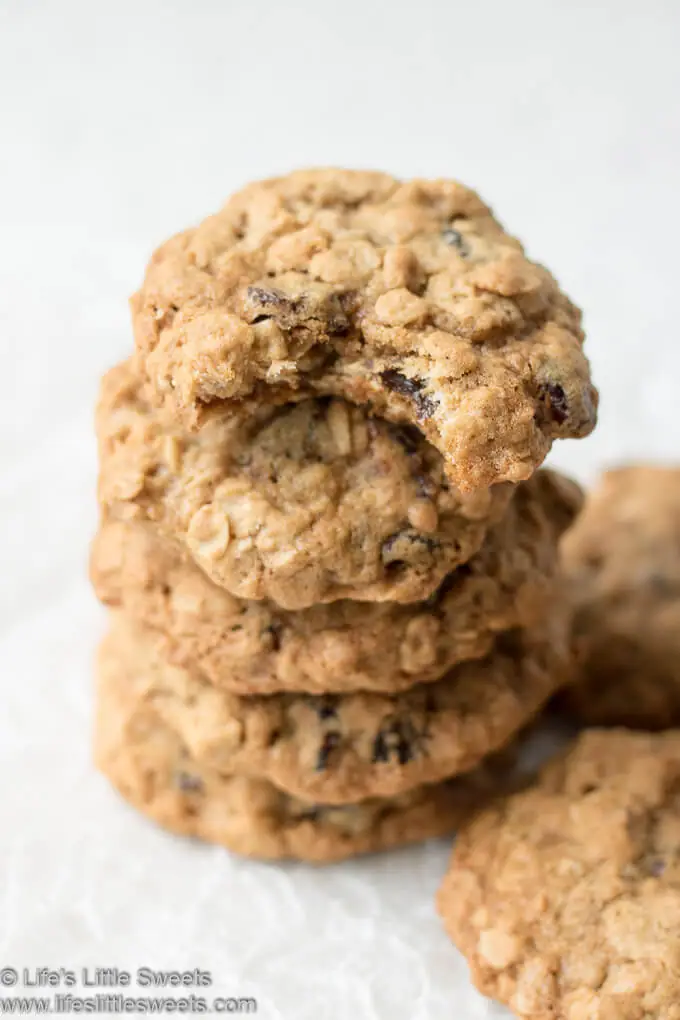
[97,359,512,610]
[97,610,571,805]
[563,465,680,728]
[438,729,680,1020]
[95,664,516,864]
[132,169,597,492]
[91,468,577,695]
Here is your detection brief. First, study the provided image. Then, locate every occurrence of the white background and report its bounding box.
[1,1,679,1016]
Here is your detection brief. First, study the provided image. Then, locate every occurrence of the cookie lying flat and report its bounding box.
[91,469,579,695]
[96,664,517,864]
[438,729,680,1020]
[562,465,680,728]
[98,611,571,805]
[132,168,597,492]
[97,360,511,610]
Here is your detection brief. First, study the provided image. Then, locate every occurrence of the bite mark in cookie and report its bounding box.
[132,169,597,491]
[97,359,513,609]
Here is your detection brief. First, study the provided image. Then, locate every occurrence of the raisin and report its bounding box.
[265,621,284,652]
[371,716,430,765]
[414,472,437,499]
[424,694,437,715]
[648,573,680,598]
[297,807,321,822]
[318,697,339,720]
[646,857,666,877]
[441,224,469,257]
[267,728,283,747]
[244,285,349,335]
[245,286,292,321]
[381,530,438,570]
[307,694,339,720]
[537,382,569,425]
[380,370,437,421]
[175,771,204,793]
[391,423,424,456]
[316,731,342,771]
[338,290,360,315]
[422,567,470,608]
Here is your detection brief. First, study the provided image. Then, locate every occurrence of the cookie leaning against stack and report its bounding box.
[438,729,680,1019]
[437,466,680,1016]
[92,168,597,862]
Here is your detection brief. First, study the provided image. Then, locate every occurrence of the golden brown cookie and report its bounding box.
[96,661,518,864]
[438,729,680,1020]
[97,610,571,805]
[97,360,511,610]
[91,469,579,695]
[562,465,680,728]
[132,169,597,492]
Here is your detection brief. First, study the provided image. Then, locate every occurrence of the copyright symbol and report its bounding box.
[0,969,18,987]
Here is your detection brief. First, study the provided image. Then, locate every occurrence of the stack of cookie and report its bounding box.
[92,169,597,863]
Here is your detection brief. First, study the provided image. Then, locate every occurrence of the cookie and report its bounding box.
[97,610,571,805]
[132,168,598,492]
[91,469,578,694]
[97,360,512,610]
[438,729,680,1020]
[96,664,519,864]
[562,465,680,728]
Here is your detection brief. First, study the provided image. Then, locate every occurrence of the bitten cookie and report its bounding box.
[132,168,597,492]
[438,729,680,1020]
[97,611,571,805]
[91,469,580,695]
[562,465,680,728]
[95,663,519,864]
[97,360,511,610]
